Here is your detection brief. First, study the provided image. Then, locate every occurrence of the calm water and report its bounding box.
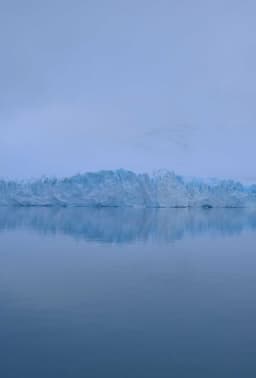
[1,208,256,377]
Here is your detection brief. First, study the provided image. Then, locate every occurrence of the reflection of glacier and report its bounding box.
[1,170,256,207]
[1,207,256,243]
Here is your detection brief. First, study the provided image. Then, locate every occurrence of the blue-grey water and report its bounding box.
[1,208,256,378]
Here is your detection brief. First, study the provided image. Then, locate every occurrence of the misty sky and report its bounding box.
[1,0,256,180]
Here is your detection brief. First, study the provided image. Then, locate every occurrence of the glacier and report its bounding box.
[0,169,256,207]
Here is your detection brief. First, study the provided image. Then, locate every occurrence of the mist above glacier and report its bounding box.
[1,1,256,181]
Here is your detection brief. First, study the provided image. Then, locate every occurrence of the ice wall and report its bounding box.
[0,169,256,207]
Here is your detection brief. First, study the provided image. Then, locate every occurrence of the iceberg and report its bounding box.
[0,169,256,208]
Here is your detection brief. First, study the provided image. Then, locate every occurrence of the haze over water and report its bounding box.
[2,1,256,376]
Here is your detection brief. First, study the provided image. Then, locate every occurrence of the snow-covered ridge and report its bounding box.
[1,169,256,207]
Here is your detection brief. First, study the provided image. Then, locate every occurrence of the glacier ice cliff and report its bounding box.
[0,169,256,207]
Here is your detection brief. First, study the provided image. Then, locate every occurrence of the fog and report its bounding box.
[1,0,256,180]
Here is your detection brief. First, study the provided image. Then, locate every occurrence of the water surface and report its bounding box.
[1,208,256,377]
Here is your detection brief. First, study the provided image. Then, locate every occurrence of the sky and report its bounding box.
[1,0,256,180]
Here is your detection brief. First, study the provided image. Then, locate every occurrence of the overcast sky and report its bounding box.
[1,0,256,180]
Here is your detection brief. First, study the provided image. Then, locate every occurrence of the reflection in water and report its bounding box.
[1,207,256,378]
[1,207,256,243]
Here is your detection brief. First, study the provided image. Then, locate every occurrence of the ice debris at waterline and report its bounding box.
[1,170,256,207]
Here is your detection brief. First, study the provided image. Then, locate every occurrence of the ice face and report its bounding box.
[0,169,256,207]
